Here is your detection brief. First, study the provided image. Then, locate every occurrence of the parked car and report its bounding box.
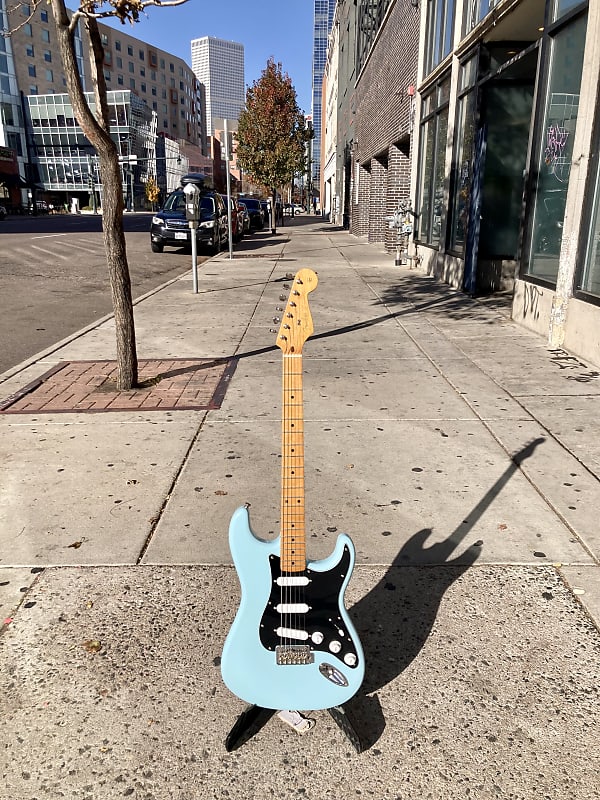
[260,200,270,224]
[150,185,228,254]
[0,205,6,221]
[237,201,251,235]
[283,203,305,216]
[220,194,243,243]
[240,197,264,230]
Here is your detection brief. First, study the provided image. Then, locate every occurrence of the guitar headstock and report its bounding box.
[275,269,318,355]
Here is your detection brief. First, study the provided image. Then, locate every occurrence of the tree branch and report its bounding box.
[4,0,43,35]
[71,0,189,26]
[86,15,111,133]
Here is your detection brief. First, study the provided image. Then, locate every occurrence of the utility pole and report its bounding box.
[224,118,233,260]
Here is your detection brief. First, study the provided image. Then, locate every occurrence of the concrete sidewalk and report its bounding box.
[1,218,599,798]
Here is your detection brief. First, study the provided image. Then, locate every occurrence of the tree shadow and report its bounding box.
[344,437,545,750]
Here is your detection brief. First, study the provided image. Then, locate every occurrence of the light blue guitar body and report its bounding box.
[221,506,365,710]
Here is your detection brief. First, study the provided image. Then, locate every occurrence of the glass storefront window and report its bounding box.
[418,118,434,242]
[425,0,456,73]
[463,0,491,36]
[552,0,586,22]
[525,13,586,284]
[449,90,477,253]
[579,165,600,297]
[417,76,451,247]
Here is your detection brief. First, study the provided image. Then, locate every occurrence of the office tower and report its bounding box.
[191,36,245,136]
[311,0,336,189]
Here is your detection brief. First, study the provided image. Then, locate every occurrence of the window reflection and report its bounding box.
[417,76,450,247]
[525,13,586,284]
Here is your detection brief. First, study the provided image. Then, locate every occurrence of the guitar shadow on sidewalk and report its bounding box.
[345,437,545,750]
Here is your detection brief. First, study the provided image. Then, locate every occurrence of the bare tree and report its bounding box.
[12,0,188,389]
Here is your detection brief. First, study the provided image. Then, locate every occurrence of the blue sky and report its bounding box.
[102,0,315,114]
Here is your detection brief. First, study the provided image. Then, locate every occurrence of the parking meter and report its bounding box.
[386,199,414,266]
[183,182,200,293]
[183,182,200,223]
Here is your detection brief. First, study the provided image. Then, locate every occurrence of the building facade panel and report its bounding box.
[312,0,336,193]
[354,1,419,162]
[409,0,600,367]
[351,0,419,247]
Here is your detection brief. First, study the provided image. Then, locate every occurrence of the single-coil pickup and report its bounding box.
[276,576,310,587]
[276,603,310,614]
[276,627,309,641]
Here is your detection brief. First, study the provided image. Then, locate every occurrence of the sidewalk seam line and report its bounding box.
[135,411,209,565]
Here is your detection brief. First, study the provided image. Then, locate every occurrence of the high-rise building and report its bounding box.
[190,36,245,136]
[311,0,336,191]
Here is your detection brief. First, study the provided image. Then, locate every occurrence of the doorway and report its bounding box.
[464,45,538,293]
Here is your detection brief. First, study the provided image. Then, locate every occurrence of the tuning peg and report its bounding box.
[269,328,277,333]
[283,283,290,289]
[275,306,284,311]
[285,273,294,280]
[273,316,281,324]
[279,294,287,301]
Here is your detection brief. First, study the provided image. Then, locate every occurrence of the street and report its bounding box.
[0,212,207,374]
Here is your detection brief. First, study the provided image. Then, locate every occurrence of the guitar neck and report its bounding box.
[280,353,306,572]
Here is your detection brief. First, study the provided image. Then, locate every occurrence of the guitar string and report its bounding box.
[295,279,307,651]
[282,352,306,650]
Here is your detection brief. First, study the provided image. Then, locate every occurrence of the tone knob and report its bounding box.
[344,653,357,667]
[311,631,324,645]
[329,640,342,653]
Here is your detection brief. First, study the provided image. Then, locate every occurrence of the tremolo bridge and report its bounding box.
[276,645,314,666]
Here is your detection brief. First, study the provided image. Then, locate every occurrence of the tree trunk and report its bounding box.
[99,151,138,388]
[50,0,138,389]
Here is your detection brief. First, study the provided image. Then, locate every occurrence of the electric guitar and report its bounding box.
[221,268,364,710]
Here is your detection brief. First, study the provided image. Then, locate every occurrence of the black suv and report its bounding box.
[240,197,265,230]
[150,183,228,254]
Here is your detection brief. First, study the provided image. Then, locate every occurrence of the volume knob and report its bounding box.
[329,640,342,654]
[311,631,324,645]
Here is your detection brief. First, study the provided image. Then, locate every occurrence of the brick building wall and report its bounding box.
[369,154,387,243]
[353,161,371,238]
[385,139,411,250]
[351,0,419,247]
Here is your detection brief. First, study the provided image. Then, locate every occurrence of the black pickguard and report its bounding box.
[259,546,360,668]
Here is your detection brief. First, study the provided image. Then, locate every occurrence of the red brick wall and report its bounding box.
[352,1,419,247]
[385,139,411,251]
[369,155,388,244]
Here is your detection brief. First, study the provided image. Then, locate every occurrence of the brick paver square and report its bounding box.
[0,359,237,414]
